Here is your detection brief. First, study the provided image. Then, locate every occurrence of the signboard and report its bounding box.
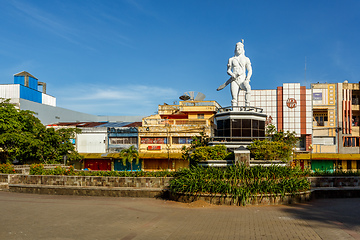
[313,93,322,100]
[147,146,161,150]
[286,98,297,109]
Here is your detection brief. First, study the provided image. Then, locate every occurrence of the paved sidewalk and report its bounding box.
[0,191,359,240]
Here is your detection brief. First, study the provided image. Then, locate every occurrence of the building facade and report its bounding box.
[138,100,221,171]
[245,81,360,172]
[296,81,360,172]
[240,83,313,148]
[48,122,142,171]
[0,71,56,107]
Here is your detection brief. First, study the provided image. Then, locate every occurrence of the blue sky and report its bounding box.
[1,0,360,116]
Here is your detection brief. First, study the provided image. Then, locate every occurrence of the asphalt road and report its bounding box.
[1,191,360,240]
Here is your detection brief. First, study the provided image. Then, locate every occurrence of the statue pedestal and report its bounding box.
[210,107,267,163]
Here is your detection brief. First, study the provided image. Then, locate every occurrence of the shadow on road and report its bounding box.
[280,198,360,232]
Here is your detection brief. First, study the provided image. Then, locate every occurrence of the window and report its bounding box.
[172,137,193,144]
[140,137,167,144]
[343,137,360,147]
[110,137,137,145]
[313,110,328,126]
[197,114,204,119]
[296,137,305,149]
[352,95,359,105]
[352,116,359,126]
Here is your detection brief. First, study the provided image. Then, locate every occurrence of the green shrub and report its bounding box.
[28,164,175,177]
[184,144,234,165]
[30,164,76,175]
[30,164,45,175]
[249,125,297,162]
[0,163,16,174]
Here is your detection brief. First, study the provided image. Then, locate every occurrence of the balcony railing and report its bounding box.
[218,106,264,113]
[158,105,180,113]
[143,118,207,126]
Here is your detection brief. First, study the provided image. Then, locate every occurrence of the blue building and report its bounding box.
[0,72,145,125]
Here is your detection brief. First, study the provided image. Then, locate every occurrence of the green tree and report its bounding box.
[181,132,210,165]
[120,145,139,171]
[182,132,233,166]
[0,99,81,164]
[248,124,298,162]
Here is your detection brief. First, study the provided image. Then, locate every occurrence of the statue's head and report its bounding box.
[234,41,244,56]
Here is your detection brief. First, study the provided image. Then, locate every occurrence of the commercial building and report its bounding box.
[138,100,221,171]
[296,81,360,172]
[240,83,313,145]
[245,81,360,172]
[49,122,142,171]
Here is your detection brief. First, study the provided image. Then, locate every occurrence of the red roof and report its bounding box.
[50,122,106,127]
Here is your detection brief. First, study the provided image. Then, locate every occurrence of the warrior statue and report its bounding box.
[217,40,252,107]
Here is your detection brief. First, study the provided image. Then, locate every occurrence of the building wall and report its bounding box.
[311,83,337,153]
[77,128,107,153]
[241,83,312,138]
[139,100,219,170]
[42,93,56,106]
[0,84,20,99]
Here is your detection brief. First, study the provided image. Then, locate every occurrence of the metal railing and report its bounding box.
[143,118,207,126]
[218,106,264,113]
[210,136,269,142]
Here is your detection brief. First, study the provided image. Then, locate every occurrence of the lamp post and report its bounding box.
[63,155,67,166]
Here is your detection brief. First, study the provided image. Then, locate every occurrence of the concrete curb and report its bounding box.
[8,184,164,198]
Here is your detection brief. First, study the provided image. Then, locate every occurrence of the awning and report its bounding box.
[80,153,122,159]
[139,152,183,159]
[295,153,360,161]
[79,152,183,159]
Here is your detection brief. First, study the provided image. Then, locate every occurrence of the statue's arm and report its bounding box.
[245,58,252,81]
[227,59,236,79]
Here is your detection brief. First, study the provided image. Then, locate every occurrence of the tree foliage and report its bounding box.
[120,145,139,171]
[0,99,82,164]
[182,132,233,165]
[248,124,298,162]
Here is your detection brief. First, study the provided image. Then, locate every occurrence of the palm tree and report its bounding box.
[120,145,139,172]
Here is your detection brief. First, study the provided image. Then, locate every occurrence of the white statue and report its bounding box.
[217,40,252,107]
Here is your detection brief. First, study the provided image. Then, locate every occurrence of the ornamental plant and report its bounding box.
[30,164,44,175]
[182,132,233,165]
[169,165,311,205]
[29,164,175,177]
[191,145,233,161]
[0,163,16,174]
[248,124,297,162]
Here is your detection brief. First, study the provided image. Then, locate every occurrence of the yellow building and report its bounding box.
[138,100,221,171]
[296,81,360,172]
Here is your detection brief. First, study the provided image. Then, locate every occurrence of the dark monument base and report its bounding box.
[210,107,267,165]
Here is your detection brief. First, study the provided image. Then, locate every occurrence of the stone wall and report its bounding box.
[170,191,312,206]
[2,174,360,201]
[308,176,360,188]
[2,174,360,190]
[2,174,171,189]
[0,174,8,183]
